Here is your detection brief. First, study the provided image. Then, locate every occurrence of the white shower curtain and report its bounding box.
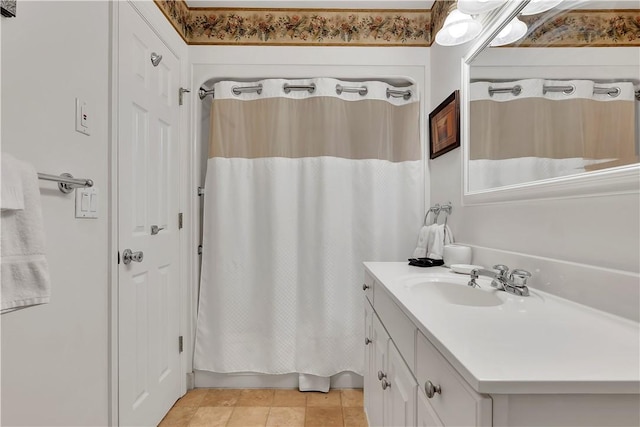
[194,78,422,377]
[469,79,637,191]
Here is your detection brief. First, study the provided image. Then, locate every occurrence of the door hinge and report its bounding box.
[197,187,205,196]
[197,245,203,255]
[178,212,183,229]
[179,336,184,353]
[179,88,190,106]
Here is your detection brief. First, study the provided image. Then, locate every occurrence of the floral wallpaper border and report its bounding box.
[155,1,431,46]
[519,11,640,47]
[154,0,640,47]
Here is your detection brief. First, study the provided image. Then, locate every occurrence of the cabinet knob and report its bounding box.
[362,283,371,291]
[381,378,391,390]
[377,370,387,380]
[425,380,442,398]
[365,337,371,345]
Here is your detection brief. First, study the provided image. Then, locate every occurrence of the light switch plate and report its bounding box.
[75,187,98,219]
[75,97,90,136]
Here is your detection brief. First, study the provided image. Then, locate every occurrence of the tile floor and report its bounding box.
[158,388,368,427]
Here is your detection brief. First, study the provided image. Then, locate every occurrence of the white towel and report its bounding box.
[427,224,454,260]
[1,155,51,314]
[1,153,25,211]
[412,224,435,258]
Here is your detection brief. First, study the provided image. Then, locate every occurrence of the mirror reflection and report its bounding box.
[467,3,639,192]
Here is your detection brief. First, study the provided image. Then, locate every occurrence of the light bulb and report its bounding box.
[435,9,483,46]
[490,17,528,46]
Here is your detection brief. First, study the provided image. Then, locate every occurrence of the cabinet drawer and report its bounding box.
[375,284,416,372]
[416,332,491,427]
[363,270,375,304]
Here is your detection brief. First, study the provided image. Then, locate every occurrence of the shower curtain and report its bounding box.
[194,78,422,377]
[469,79,637,191]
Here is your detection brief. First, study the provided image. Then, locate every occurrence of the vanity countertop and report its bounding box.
[364,262,640,395]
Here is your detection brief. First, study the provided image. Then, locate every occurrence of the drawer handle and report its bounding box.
[377,370,387,380]
[381,378,391,390]
[425,380,442,398]
[363,283,371,291]
[365,337,371,345]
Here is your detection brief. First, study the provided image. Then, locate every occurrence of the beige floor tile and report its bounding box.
[343,407,368,427]
[188,406,233,427]
[340,389,364,407]
[266,407,306,427]
[173,389,208,407]
[272,389,307,407]
[201,389,242,407]
[227,406,270,427]
[236,389,276,407]
[305,407,344,427]
[306,390,342,407]
[158,406,197,427]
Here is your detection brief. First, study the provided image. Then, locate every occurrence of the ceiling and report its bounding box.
[184,0,639,10]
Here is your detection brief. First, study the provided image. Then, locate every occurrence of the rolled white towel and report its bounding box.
[412,224,434,258]
[427,225,454,260]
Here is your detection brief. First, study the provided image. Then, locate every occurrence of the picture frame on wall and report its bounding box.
[1,0,16,17]
[429,90,460,159]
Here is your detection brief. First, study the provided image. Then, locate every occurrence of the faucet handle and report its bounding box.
[492,264,509,279]
[510,269,531,286]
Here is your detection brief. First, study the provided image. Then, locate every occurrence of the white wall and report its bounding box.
[1,2,111,425]
[429,42,640,320]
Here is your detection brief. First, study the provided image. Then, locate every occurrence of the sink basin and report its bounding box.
[428,282,503,307]
[399,275,503,307]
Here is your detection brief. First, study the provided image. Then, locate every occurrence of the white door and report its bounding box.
[118,2,182,425]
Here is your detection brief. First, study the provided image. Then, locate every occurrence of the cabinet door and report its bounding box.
[364,299,374,412]
[417,389,443,427]
[368,314,388,427]
[384,342,417,427]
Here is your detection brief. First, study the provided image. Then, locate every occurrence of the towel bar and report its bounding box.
[37,173,93,194]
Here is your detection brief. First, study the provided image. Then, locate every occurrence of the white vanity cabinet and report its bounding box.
[363,262,640,427]
[363,270,489,427]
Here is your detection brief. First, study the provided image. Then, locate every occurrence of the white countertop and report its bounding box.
[364,262,640,395]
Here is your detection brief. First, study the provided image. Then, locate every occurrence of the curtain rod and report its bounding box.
[198,82,412,100]
[487,84,640,100]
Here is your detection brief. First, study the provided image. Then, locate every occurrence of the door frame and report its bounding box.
[109,2,191,425]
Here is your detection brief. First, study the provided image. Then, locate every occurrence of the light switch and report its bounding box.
[75,97,90,136]
[75,187,98,219]
[81,193,90,211]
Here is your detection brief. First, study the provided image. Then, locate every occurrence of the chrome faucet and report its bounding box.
[468,264,532,297]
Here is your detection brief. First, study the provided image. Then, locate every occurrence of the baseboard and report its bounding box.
[194,370,364,389]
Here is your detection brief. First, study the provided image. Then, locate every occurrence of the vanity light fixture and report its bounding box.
[489,17,528,46]
[520,0,564,16]
[435,6,483,46]
[457,0,508,16]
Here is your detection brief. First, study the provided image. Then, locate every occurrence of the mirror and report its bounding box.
[462,1,639,203]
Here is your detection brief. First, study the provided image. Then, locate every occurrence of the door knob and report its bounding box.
[365,337,371,345]
[122,249,144,265]
[381,378,391,390]
[151,225,165,235]
[377,370,387,380]
[363,283,370,291]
